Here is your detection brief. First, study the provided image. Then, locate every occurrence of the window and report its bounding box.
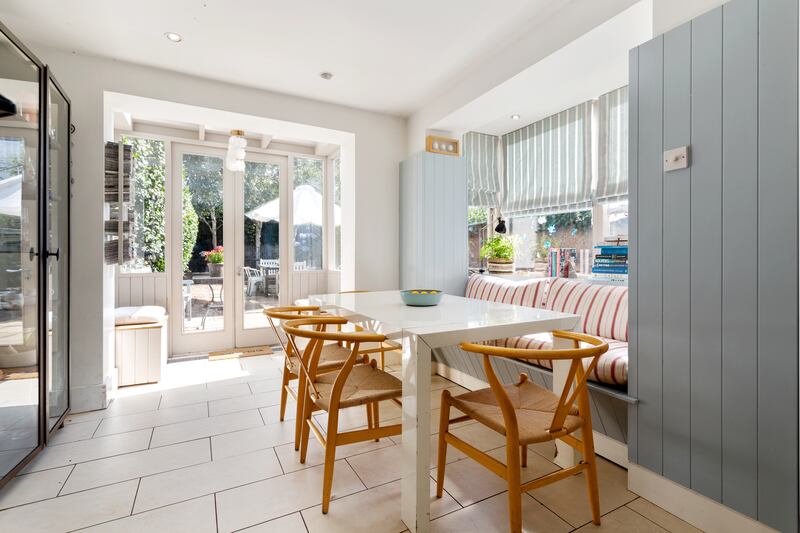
[292,156,324,270]
[468,207,488,269]
[509,210,593,275]
[333,157,341,270]
[120,136,166,273]
[603,200,629,238]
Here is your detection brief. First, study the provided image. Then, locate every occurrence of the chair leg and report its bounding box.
[505,437,523,533]
[379,348,385,370]
[321,409,339,514]
[294,371,307,450]
[435,390,452,498]
[299,391,314,464]
[373,401,380,442]
[279,365,291,422]
[521,445,528,468]
[582,435,601,525]
[366,403,373,431]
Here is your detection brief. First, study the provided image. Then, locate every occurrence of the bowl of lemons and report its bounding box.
[400,289,443,307]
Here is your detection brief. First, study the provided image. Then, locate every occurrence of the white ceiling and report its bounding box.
[0,0,566,116]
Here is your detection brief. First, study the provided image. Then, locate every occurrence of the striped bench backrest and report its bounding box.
[543,278,629,342]
[465,274,551,309]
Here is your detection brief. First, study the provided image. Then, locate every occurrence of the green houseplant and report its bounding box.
[480,235,516,273]
[202,245,224,277]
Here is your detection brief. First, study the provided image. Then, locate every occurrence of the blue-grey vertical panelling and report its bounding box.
[757,0,798,530]
[635,35,665,474]
[399,152,467,296]
[661,23,693,486]
[627,47,639,464]
[631,0,799,528]
[690,7,723,502]
[721,0,759,517]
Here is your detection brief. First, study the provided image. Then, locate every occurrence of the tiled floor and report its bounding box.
[0,352,703,533]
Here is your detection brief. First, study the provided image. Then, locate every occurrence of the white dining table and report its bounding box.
[304,290,579,533]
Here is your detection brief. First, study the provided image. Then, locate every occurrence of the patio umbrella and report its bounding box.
[245,184,341,225]
[0,175,21,217]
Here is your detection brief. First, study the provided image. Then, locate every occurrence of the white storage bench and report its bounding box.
[114,306,168,387]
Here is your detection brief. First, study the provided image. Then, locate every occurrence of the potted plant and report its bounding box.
[480,235,516,273]
[202,246,224,277]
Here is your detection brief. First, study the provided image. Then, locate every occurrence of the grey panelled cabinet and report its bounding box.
[628,0,798,530]
[399,151,468,297]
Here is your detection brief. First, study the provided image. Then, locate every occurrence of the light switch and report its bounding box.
[664,146,689,172]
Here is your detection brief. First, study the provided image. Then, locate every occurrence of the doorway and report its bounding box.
[169,143,288,355]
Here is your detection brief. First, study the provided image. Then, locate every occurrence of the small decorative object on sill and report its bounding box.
[547,247,578,278]
[494,217,506,234]
[480,235,515,273]
[425,135,460,157]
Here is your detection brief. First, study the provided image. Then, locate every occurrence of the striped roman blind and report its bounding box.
[463,131,501,207]
[502,101,593,215]
[596,86,629,202]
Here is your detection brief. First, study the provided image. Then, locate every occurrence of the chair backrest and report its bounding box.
[260,259,279,268]
[264,306,323,362]
[283,317,386,407]
[460,331,608,438]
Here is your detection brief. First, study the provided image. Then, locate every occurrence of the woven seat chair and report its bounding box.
[283,316,403,514]
[265,306,365,449]
[436,330,609,533]
[337,290,402,370]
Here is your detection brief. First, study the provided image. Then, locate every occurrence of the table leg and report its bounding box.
[401,333,432,533]
[551,334,581,469]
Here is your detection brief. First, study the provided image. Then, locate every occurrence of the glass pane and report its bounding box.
[47,80,69,428]
[182,153,224,332]
[333,158,341,270]
[509,210,593,275]
[292,157,323,270]
[468,207,488,269]
[606,200,629,237]
[0,31,40,478]
[120,137,166,273]
[242,160,280,330]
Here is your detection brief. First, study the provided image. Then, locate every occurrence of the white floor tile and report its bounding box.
[47,419,100,446]
[94,402,208,437]
[63,393,162,425]
[82,494,217,533]
[238,512,308,532]
[275,432,394,473]
[430,456,509,506]
[575,505,668,532]
[24,429,152,473]
[208,390,282,417]
[134,448,283,512]
[625,498,702,533]
[260,402,297,424]
[247,377,284,394]
[430,492,571,533]
[0,466,72,510]
[215,460,365,532]
[0,479,138,532]
[159,382,252,409]
[61,438,211,494]
[303,478,459,533]
[211,421,295,460]
[150,409,263,448]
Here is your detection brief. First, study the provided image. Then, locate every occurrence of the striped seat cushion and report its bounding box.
[465,274,550,308]
[492,333,628,386]
[544,278,629,342]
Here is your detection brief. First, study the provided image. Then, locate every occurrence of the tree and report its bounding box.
[183,154,224,249]
[124,137,166,272]
[181,184,198,272]
[243,161,279,263]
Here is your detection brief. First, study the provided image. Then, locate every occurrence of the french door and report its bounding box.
[170,144,288,354]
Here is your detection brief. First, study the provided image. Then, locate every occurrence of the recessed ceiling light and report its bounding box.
[164,32,183,43]
[320,72,333,80]
[511,114,520,120]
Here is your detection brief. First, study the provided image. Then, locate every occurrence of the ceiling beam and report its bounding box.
[114,111,133,131]
[261,134,273,149]
[314,142,337,156]
[198,125,206,141]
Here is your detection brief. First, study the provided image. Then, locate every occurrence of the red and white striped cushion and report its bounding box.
[465,274,551,308]
[493,333,628,386]
[543,278,629,342]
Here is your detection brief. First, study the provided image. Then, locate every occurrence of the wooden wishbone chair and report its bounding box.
[337,290,401,370]
[283,316,403,514]
[437,331,609,533]
[265,306,355,449]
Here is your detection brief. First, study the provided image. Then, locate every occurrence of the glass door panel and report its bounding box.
[45,77,69,430]
[181,153,225,333]
[292,157,323,271]
[241,160,280,329]
[0,30,40,478]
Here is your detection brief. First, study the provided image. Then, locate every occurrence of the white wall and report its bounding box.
[34,47,405,412]
[652,0,728,35]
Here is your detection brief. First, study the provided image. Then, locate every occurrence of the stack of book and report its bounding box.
[591,237,628,281]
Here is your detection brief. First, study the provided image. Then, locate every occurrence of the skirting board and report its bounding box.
[628,464,778,533]
[433,362,628,468]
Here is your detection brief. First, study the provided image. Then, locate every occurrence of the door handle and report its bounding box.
[29,247,38,261]
[44,248,60,261]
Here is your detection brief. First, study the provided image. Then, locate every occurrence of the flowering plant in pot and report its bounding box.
[201,246,224,277]
[480,235,516,273]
